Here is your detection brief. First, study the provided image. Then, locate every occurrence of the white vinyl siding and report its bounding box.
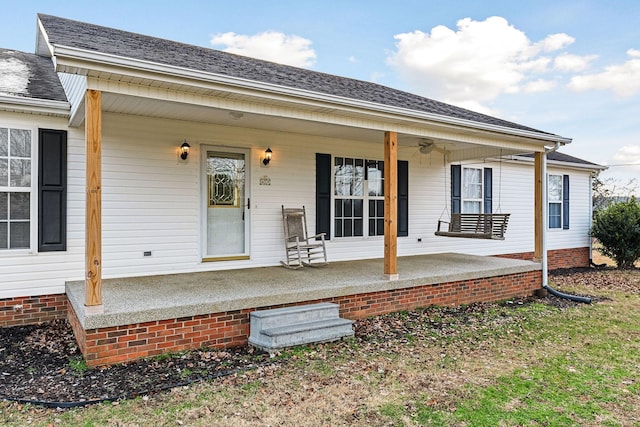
[0,110,596,299]
[0,112,79,298]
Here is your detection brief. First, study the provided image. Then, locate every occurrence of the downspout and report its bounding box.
[541,143,591,304]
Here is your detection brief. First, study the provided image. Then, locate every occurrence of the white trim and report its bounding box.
[0,125,38,254]
[461,166,484,214]
[332,156,386,239]
[0,95,70,117]
[547,173,564,230]
[508,155,606,172]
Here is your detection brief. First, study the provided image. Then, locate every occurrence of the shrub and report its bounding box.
[591,198,640,269]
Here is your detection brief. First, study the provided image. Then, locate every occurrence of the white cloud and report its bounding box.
[612,144,640,165]
[210,31,316,68]
[534,33,575,53]
[568,49,640,97]
[348,56,358,63]
[554,53,598,72]
[523,79,557,93]
[0,57,30,96]
[387,16,573,109]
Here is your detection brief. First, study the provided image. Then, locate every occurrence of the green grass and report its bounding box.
[376,297,640,427]
[68,356,89,376]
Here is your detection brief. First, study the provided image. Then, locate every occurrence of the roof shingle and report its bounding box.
[37,14,551,135]
[518,151,603,167]
[0,48,67,102]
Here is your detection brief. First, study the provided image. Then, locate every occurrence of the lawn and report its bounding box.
[1,268,639,426]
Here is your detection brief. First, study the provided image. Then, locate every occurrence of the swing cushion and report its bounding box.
[435,213,510,240]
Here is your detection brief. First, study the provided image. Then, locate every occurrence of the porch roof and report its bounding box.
[35,14,571,153]
[66,253,540,330]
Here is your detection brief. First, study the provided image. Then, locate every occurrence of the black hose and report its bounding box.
[544,284,591,304]
[590,258,608,268]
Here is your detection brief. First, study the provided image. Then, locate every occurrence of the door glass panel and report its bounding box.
[206,152,246,256]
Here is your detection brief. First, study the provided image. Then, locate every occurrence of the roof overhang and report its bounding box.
[0,94,70,117]
[37,19,572,159]
[509,154,607,172]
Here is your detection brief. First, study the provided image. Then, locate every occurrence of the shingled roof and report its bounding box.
[37,14,553,136]
[0,48,67,102]
[518,151,604,168]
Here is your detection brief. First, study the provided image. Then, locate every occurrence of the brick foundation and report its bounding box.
[2,248,589,366]
[0,294,68,327]
[498,247,590,270]
[71,269,541,367]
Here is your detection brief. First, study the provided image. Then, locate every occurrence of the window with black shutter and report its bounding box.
[316,153,408,239]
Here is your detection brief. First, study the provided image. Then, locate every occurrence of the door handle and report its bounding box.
[247,198,250,209]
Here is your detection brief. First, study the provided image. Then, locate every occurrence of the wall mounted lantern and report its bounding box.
[262,147,273,166]
[180,141,191,160]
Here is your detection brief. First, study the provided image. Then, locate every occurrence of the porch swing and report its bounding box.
[434,151,510,240]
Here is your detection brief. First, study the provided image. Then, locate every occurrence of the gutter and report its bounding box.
[508,155,607,172]
[0,94,70,116]
[47,44,571,145]
[541,142,591,304]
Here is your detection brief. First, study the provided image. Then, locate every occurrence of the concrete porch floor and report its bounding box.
[66,253,541,330]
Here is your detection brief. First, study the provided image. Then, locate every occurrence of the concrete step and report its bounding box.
[249,302,339,331]
[248,303,354,352]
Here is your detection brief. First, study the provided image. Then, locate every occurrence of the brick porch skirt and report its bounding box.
[497,247,590,270]
[3,246,592,366]
[68,269,541,367]
[0,294,68,327]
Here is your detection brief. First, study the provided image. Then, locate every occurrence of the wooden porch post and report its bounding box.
[384,131,398,279]
[534,152,543,262]
[85,90,103,307]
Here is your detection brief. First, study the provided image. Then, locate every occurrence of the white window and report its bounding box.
[0,127,32,249]
[334,157,384,237]
[548,174,563,229]
[462,167,483,213]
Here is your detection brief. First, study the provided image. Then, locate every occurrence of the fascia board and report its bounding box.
[0,95,70,116]
[509,155,607,172]
[35,17,55,57]
[50,44,572,146]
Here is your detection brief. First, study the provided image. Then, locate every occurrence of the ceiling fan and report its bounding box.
[418,138,442,154]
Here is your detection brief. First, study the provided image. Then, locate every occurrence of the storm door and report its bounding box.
[203,148,250,260]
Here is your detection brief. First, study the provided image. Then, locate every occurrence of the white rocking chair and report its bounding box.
[281,206,328,269]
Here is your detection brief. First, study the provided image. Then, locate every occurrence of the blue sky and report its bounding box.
[2,0,639,190]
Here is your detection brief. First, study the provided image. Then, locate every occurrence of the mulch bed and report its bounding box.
[0,267,633,407]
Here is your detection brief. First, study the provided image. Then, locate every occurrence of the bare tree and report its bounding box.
[592,174,638,215]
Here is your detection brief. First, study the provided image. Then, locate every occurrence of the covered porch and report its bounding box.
[66,253,541,366]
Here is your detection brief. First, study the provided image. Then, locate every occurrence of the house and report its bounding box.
[0,14,605,365]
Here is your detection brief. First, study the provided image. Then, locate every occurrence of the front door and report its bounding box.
[203,148,250,260]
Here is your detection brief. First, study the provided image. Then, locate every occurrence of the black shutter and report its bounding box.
[316,153,331,240]
[483,167,493,213]
[397,160,409,237]
[451,165,461,214]
[38,129,67,252]
[563,174,570,230]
